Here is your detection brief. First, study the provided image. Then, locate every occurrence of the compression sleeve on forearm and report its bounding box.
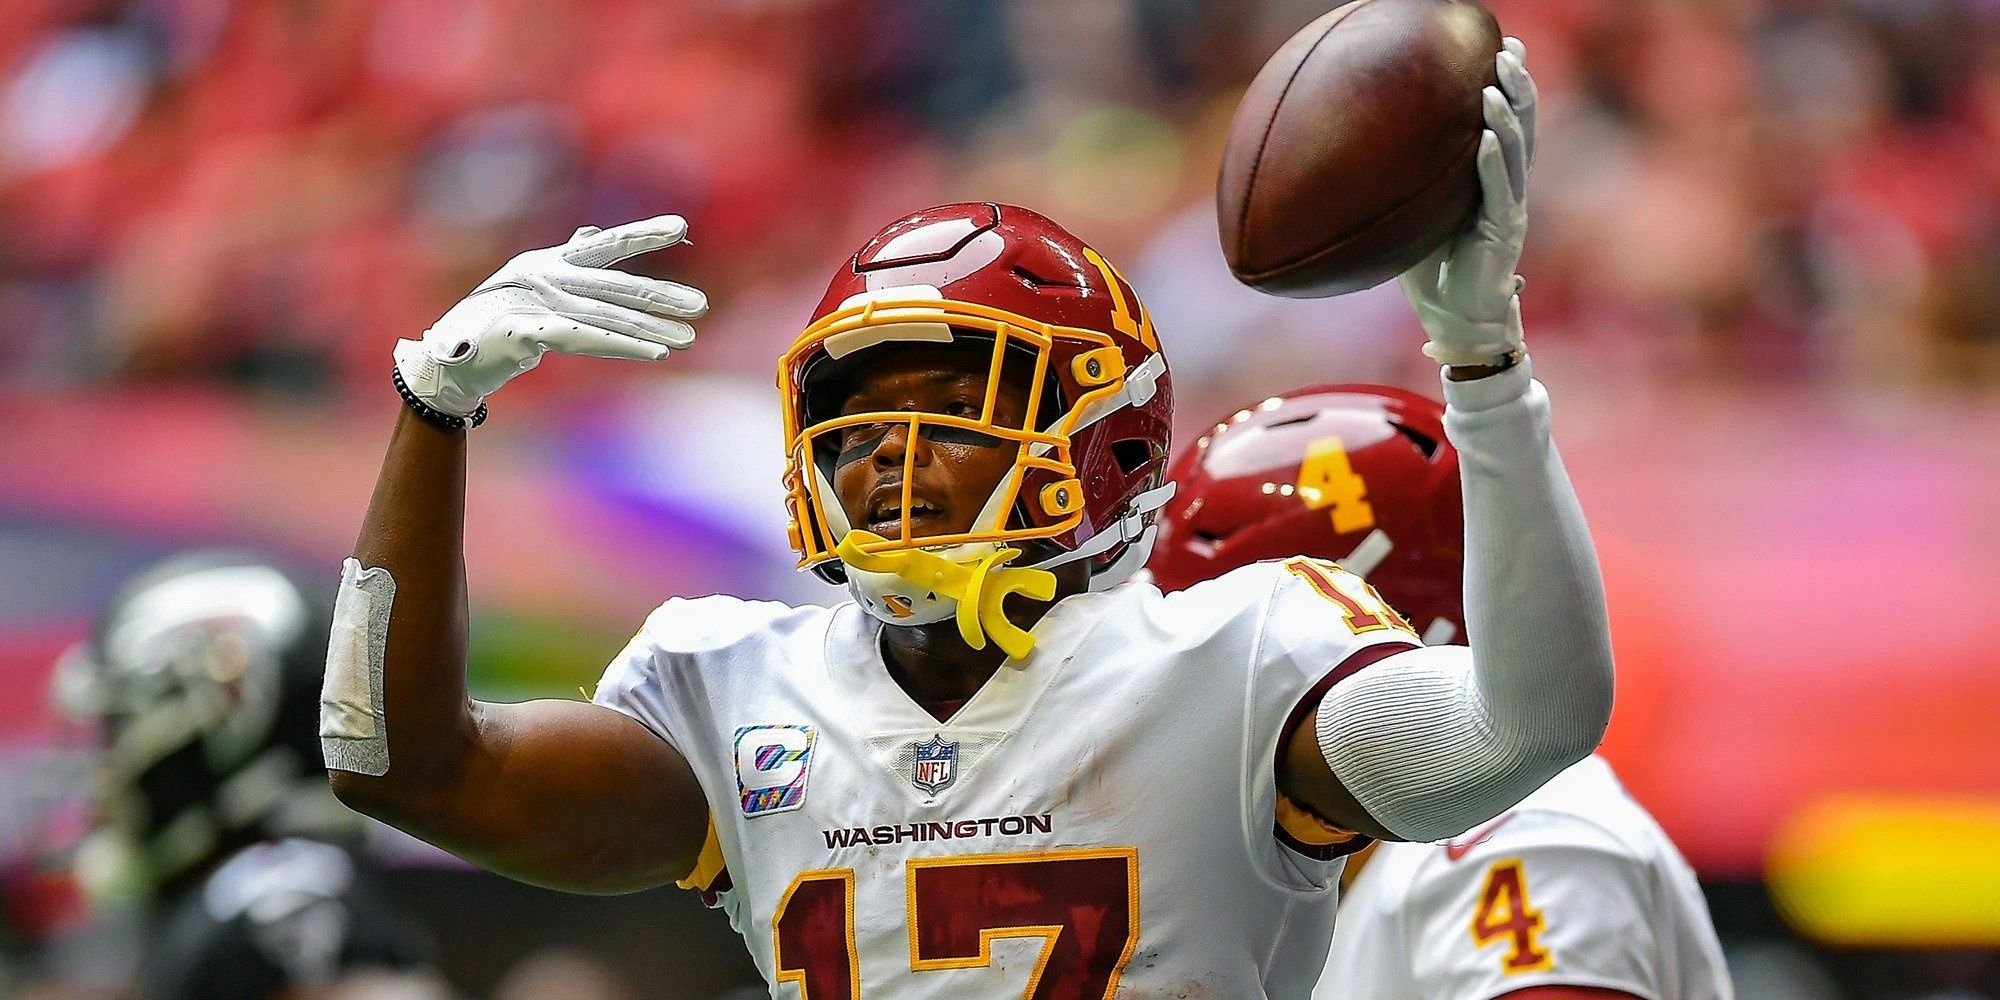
[1314,357,1613,842]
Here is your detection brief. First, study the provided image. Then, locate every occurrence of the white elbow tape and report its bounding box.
[1313,646,1588,843]
[321,558,393,776]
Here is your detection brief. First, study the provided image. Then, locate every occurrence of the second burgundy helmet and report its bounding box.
[1149,385,1465,642]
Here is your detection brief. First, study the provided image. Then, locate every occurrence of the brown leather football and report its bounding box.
[1218,0,1501,298]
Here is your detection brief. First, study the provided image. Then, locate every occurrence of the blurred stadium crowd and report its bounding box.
[4,0,2000,405]
[4,1,2000,999]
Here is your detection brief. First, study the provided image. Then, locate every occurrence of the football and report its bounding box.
[1218,0,1501,298]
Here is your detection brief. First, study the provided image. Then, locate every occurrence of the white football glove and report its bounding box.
[1401,37,1538,367]
[393,215,707,417]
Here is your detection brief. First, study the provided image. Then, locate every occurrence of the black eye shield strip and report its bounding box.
[824,422,1007,473]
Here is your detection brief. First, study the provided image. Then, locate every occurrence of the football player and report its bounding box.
[52,551,445,1000]
[1149,386,1735,1000]
[328,44,1611,997]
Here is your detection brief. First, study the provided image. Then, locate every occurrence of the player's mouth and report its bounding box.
[864,491,949,538]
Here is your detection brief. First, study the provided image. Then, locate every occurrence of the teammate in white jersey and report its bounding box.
[1324,758,1733,1000]
[1150,386,1733,1000]
[323,44,1617,999]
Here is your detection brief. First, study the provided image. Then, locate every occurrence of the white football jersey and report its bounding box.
[1314,756,1733,1000]
[596,558,1419,999]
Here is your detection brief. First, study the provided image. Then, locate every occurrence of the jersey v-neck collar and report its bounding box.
[819,590,1111,733]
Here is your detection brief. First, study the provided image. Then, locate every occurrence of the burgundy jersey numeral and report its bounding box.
[1470,858,1553,974]
[909,848,1140,998]
[770,848,1140,998]
[774,869,859,999]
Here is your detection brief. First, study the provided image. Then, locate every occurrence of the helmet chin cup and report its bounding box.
[843,550,977,629]
[836,531,1056,659]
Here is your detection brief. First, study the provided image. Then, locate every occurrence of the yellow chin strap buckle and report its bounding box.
[835,532,1058,659]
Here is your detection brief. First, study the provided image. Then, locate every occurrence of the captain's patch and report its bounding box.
[735,725,815,817]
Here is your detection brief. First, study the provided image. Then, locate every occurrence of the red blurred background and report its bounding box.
[3,0,1998,996]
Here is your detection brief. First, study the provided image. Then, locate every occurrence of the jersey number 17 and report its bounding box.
[773,847,1139,998]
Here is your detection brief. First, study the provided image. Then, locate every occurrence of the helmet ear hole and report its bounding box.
[1390,421,1441,460]
[1111,438,1155,476]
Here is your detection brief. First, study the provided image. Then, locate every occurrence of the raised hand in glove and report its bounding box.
[393,215,708,419]
[1401,37,1538,369]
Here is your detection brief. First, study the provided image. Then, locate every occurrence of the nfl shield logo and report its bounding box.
[910,735,958,795]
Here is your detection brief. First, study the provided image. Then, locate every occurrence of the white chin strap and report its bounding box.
[822,453,1018,631]
[844,539,997,627]
[1039,480,1176,592]
[835,533,1056,659]
[842,480,1177,627]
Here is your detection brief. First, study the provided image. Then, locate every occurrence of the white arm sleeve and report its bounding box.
[1315,357,1613,842]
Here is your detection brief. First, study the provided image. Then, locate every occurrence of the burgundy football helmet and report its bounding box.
[779,203,1175,605]
[1149,385,1465,642]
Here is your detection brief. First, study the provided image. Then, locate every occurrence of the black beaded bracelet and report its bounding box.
[392,366,488,430]
[1445,348,1525,376]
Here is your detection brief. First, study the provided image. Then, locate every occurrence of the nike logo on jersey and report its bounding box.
[1444,813,1514,861]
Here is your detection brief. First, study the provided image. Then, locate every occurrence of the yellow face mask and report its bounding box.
[779,295,1127,570]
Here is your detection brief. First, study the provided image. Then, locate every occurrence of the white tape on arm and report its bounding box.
[321,558,394,776]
